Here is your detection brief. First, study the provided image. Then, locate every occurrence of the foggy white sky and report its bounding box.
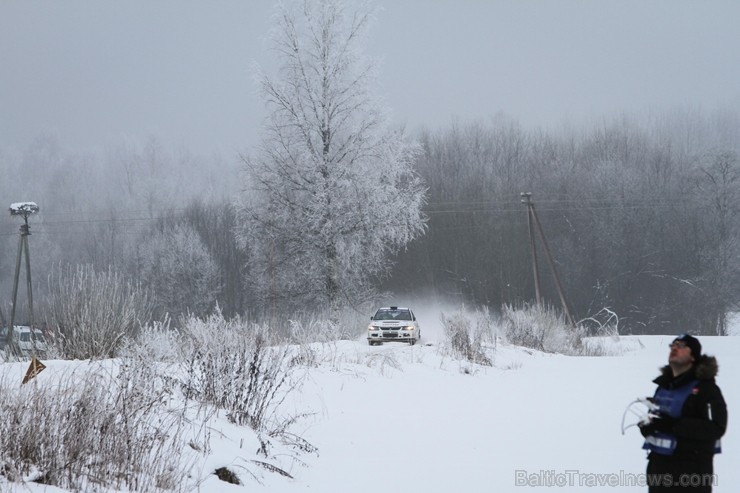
[2,0,739,155]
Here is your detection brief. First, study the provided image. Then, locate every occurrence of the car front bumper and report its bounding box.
[367,329,417,342]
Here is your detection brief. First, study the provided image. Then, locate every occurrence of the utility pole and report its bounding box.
[520,193,542,306]
[5,202,39,359]
[520,193,576,327]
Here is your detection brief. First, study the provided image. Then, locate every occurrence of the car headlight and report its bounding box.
[403,325,415,331]
[368,325,378,331]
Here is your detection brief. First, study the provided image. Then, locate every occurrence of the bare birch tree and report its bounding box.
[237,0,426,319]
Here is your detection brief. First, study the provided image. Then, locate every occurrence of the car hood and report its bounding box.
[372,320,413,327]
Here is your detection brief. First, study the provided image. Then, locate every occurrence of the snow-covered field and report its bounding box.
[1,312,737,492]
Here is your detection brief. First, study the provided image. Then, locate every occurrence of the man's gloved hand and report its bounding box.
[638,420,655,437]
[650,413,678,433]
[638,413,678,436]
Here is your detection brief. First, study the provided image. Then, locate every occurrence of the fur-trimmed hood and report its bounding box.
[658,354,719,381]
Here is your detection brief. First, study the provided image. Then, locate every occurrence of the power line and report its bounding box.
[0,197,704,237]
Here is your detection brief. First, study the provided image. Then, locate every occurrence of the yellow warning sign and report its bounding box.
[22,356,46,384]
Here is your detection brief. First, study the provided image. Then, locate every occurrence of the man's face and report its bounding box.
[668,340,694,365]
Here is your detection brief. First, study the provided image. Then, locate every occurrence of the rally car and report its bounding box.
[367,306,421,346]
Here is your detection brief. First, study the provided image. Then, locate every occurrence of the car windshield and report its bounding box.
[19,332,45,343]
[374,309,411,321]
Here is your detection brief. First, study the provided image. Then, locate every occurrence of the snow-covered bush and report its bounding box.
[502,303,583,354]
[128,310,313,437]
[177,311,303,432]
[0,362,198,491]
[287,317,345,345]
[280,307,373,367]
[0,310,316,490]
[502,304,627,356]
[46,264,154,359]
[440,307,495,366]
[285,303,372,343]
[120,318,181,363]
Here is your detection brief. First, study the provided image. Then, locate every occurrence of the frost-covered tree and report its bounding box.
[137,223,221,320]
[237,0,426,318]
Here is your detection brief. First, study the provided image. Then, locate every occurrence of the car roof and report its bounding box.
[377,307,411,311]
[5,326,39,332]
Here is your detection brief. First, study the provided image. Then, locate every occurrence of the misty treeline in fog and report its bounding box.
[1,108,737,336]
[388,109,740,335]
[0,135,243,325]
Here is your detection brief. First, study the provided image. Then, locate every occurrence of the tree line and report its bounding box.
[388,111,740,334]
[1,107,737,335]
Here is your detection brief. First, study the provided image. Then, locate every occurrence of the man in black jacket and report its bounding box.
[639,334,727,492]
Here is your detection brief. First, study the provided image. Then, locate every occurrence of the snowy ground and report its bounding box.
[262,319,738,492]
[1,311,737,492]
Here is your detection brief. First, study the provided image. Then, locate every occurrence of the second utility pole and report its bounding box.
[520,193,576,327]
